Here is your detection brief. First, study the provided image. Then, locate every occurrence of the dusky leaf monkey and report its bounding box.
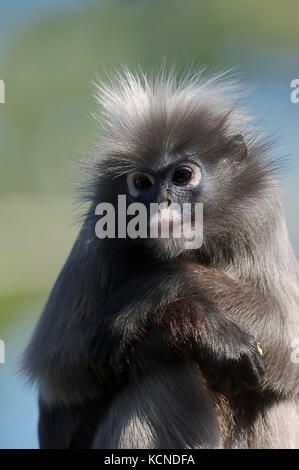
[23,70,299,449]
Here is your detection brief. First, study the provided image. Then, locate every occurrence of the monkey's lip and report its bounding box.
[150,208,195,228]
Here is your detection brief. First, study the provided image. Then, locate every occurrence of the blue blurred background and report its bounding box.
[0,0,298,449]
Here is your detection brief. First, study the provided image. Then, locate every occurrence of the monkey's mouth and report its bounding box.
[149,207,195,236]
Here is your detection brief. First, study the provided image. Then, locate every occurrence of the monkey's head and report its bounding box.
[85,70,274,261]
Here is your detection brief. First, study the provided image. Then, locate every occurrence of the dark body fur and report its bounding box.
[23,71,299,448]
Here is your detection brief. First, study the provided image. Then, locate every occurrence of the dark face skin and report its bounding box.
[126,154,202,204]
[123,154,203,259]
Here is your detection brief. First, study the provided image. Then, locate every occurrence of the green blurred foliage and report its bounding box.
[1,0,299,326]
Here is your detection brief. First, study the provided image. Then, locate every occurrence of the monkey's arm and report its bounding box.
[89,264,264,395]
[22,235,107,407]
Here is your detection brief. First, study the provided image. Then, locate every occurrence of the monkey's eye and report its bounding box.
[127,172,154,197]
[172,164,202,188]
[134,174,152,190]
[172,167,192,184]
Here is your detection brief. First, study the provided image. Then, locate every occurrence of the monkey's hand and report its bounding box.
[194,319,265,396]
[150,297,265,396]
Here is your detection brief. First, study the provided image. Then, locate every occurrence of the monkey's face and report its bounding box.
[124,154,203,259]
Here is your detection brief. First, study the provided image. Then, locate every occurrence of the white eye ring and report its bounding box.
[127,172,155,197]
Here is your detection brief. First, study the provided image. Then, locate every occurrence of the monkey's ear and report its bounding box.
[226,134,247,161]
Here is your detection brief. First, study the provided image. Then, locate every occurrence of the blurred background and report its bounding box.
[0,0,298,449]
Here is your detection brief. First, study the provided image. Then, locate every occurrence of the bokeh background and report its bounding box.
[0,0,298,449]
